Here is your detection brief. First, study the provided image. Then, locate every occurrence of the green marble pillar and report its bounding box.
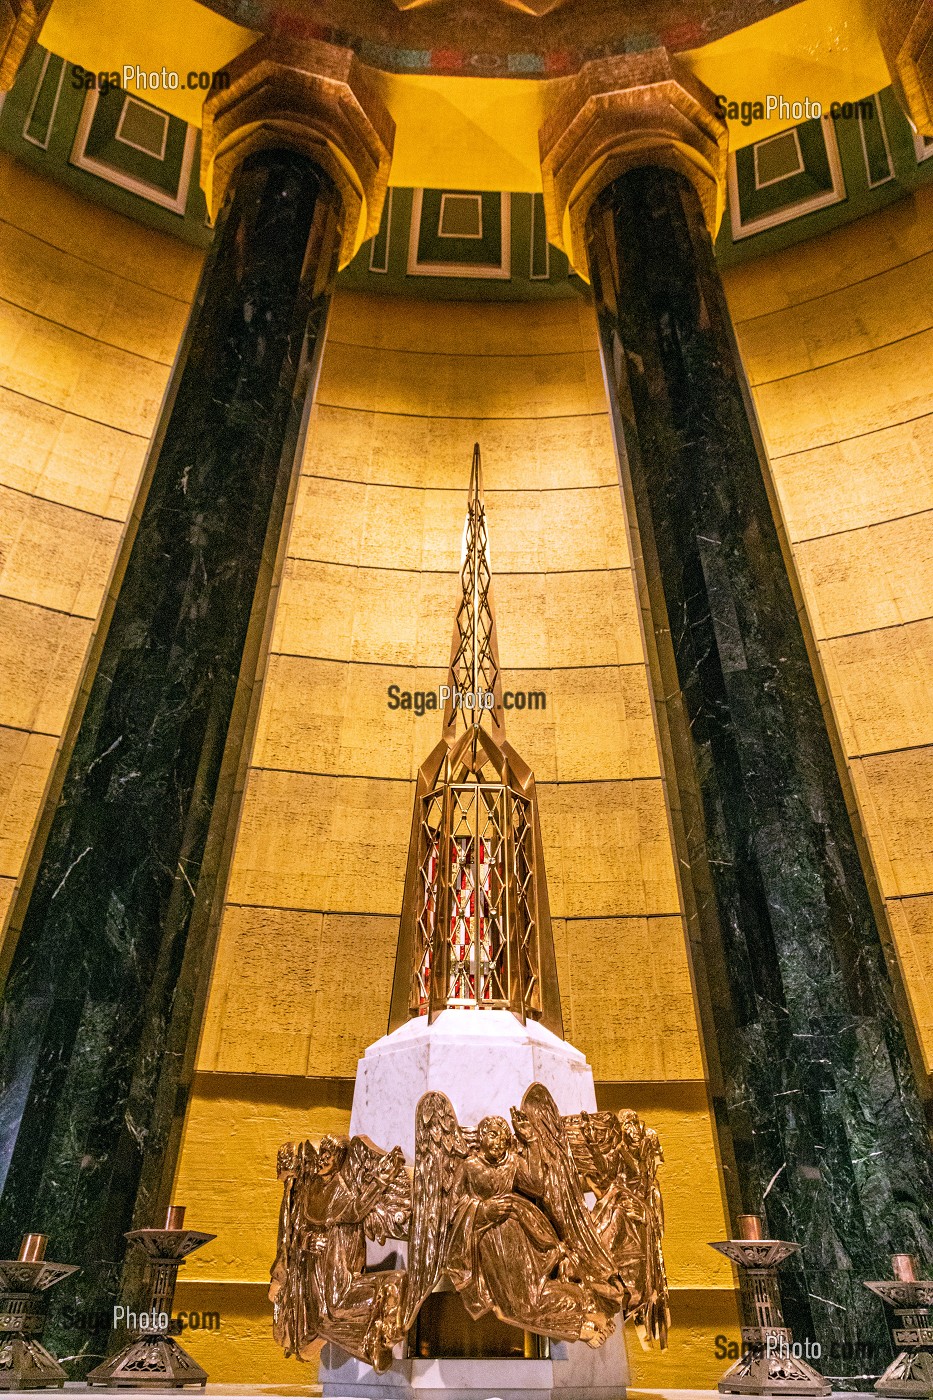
[586,163,933,1381]
[0,147,342,1369]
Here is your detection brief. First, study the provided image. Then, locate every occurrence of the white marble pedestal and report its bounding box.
[320,1011,629,1400]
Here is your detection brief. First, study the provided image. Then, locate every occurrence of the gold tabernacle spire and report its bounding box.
[443,443,504,741]
[388,446,563,1034]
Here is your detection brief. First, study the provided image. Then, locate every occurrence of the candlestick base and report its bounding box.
[873,1348,933,1398]
[718,1334,830,1396]
[0,1338,69,1390]
[85,1336,207,1389]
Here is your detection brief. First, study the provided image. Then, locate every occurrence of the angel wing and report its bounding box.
[271,1139,317,1355]
[562,1111,623,1192]
[516,1084,620,1293]
[405,1091,468,1328]
[344,1137,411,1244]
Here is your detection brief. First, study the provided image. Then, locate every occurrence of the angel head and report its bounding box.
[619,1111,643,1148]
[277,1140,304,1180]
[317,1135,349,1178]
[476,1115,513,1165]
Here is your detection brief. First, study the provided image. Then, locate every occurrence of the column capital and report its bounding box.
[201,36,395,269]
[876,0,933,134]
[539,48,727,279]
[0,0,51,91]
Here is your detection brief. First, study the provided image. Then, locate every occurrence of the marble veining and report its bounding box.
[587,163,933,1381]
[0,148,342,1372]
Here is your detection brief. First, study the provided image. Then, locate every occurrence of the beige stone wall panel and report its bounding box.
[0,155,203,299]
[821,620,933,757]
[754,327,933,459]
[772,416,933,544]
[0,485,122,617]
[305,402,620,490]
[249,654,657,784]
[793,511,933,641]
[0,300,169,435]
[225,770,413,912]
[269,558,644,671]
[537,777,680,919]
[288,475,630,574]
[560,915,703,1081]
[0,221,189,364]
[735,250,933,385]
[0,597,92,734]
[198,905,396,1078]
[326,290,598,357]
[0,385,147,519]
[888,896,933,1057]
[495,568,644,668]
[0,725,57,877]
[170,1279,301,1383]
[851,749,933,899]
[485,485,630,571]
[272,559,455,667]
[0,876,13,928]
[316,339,608,418]
[251,655,430,779]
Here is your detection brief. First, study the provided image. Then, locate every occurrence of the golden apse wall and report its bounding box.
[725,184,933,1074]
[169,288,734,1385]
[1,153,932,1383]
[0,153,200,938]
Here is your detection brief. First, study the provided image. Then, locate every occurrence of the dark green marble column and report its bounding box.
[586,164,933,1380]
[0,146,341,1368]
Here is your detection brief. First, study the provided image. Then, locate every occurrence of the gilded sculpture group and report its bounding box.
[270,1084,669,1372]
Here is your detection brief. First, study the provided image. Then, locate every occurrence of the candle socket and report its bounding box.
[17,1233,48,1263]
[737,1215,764,1241]
[165,1205,186,1231]
[891,1254,919,1283]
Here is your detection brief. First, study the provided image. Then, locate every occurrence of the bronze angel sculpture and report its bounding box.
[270,1085,669,1371]
[270,1134,411,1371]
[565,1109,671,1347]
[405,1086,623,1346]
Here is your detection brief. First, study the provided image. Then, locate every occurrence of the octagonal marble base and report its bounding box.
[320,1328,629,1400]
[348,1009,597,1160]
[320,1010,629,1400]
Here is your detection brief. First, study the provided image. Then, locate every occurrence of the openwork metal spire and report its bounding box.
[388,448,563,1036]
[443,444,504,739]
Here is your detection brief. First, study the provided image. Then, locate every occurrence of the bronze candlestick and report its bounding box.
[864,1253,933,1397]
[0,1233,79,1390]
[710,1214,829,1395]
[86,1206,215,1389]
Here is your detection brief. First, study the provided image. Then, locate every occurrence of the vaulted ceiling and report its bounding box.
[193,0,802,71]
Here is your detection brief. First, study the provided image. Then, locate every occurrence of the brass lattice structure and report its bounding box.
[388,447,562,1033]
